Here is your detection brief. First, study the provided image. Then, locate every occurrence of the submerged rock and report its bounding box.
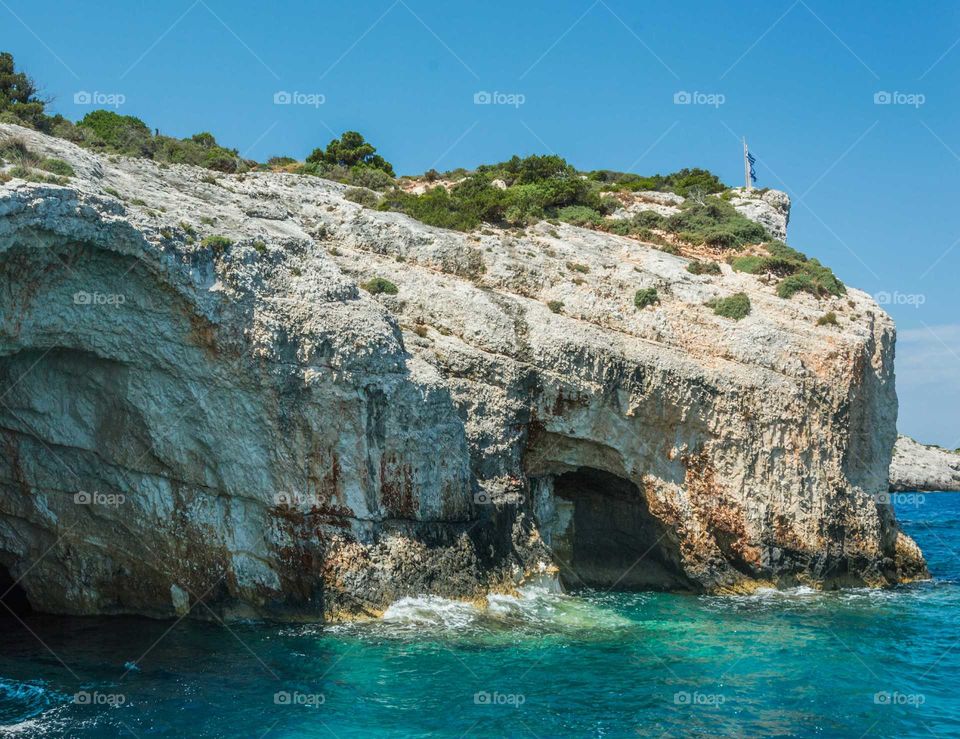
[890,435,960,492]
[0,124,926,621]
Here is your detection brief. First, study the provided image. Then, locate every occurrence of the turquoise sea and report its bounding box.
[1,494,958,738]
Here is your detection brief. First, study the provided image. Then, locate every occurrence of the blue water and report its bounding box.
[2,495,959,738]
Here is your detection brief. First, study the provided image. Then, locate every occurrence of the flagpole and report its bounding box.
[743,137,751,191]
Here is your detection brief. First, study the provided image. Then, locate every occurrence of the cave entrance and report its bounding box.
[0,564,32,617]
[546,467,690,591]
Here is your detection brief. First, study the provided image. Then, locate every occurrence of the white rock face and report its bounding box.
[890,436,960,491]
[0,124,925,620]
[728,187,791,241]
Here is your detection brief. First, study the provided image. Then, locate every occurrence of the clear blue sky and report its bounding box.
[5,0,959,445]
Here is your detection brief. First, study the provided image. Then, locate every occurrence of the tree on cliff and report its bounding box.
[0,51,52,131]
[307,131,395,176]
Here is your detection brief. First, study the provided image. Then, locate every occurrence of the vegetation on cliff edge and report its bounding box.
[0,50,845,302]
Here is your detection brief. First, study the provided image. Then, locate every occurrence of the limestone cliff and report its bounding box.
[0,124,926,620]
[890,436,960,492]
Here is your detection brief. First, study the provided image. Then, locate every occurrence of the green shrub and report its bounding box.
[477,154,573,184]
[346,165,394,190]
[382,154,601,230]
[731,241,844,300]
[77,110,152,153]
[665,198,768,248]
[267,156,296,168]
[566,261,590,274]
[307,131,394,176]
[557,205,602,226]
[201,235,233,252]
[547,300,564,314]
[778,267,844,299]
[634,288,660,309]
[687,260,721,275]
[591,167,726,197]
[598,195,621,215]
[362,276,398,295]
[708,292,751,320]
[606,220,632,236]
[817,311,839,327]
[40,158,74,177]
[776,273,813,298]
[72,109,246,173]
[103,186,123,199]
[344,187,380,208]
[729,255,766,274]
[379,185,481,231]
[770,243,844,298]
[7,165,64,184]
[632,210,666,229]
[0,52,54,131]
[0,137,39,168]
[252,240,267,254]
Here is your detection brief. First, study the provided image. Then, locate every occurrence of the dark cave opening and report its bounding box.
[551,467,691,591]
[0,564,33,617]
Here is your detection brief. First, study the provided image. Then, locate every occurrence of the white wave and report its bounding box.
[381,595,479,629]
[373,580,635,635]
[731,586,820,601]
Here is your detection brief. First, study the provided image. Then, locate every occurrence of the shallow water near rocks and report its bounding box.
[1,496,958,737]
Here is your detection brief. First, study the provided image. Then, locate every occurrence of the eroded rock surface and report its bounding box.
[727,187,791,241]
[890,436,960,492]
[0,124,926,620]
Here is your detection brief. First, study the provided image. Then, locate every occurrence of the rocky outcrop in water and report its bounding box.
[890,435,960,492]
[0,124,926,620]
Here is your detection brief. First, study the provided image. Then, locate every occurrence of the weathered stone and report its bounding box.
[728,187,791,241]
[0,124,926,621]
[890,435,960,491]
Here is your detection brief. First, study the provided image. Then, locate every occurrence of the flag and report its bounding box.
[746,152,757,184]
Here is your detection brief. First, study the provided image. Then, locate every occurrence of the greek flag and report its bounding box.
[747,152,757,184]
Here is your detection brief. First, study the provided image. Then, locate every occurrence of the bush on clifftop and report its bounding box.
[0,52,58,132]
[730,240,845,299]
[307,131,395,177]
